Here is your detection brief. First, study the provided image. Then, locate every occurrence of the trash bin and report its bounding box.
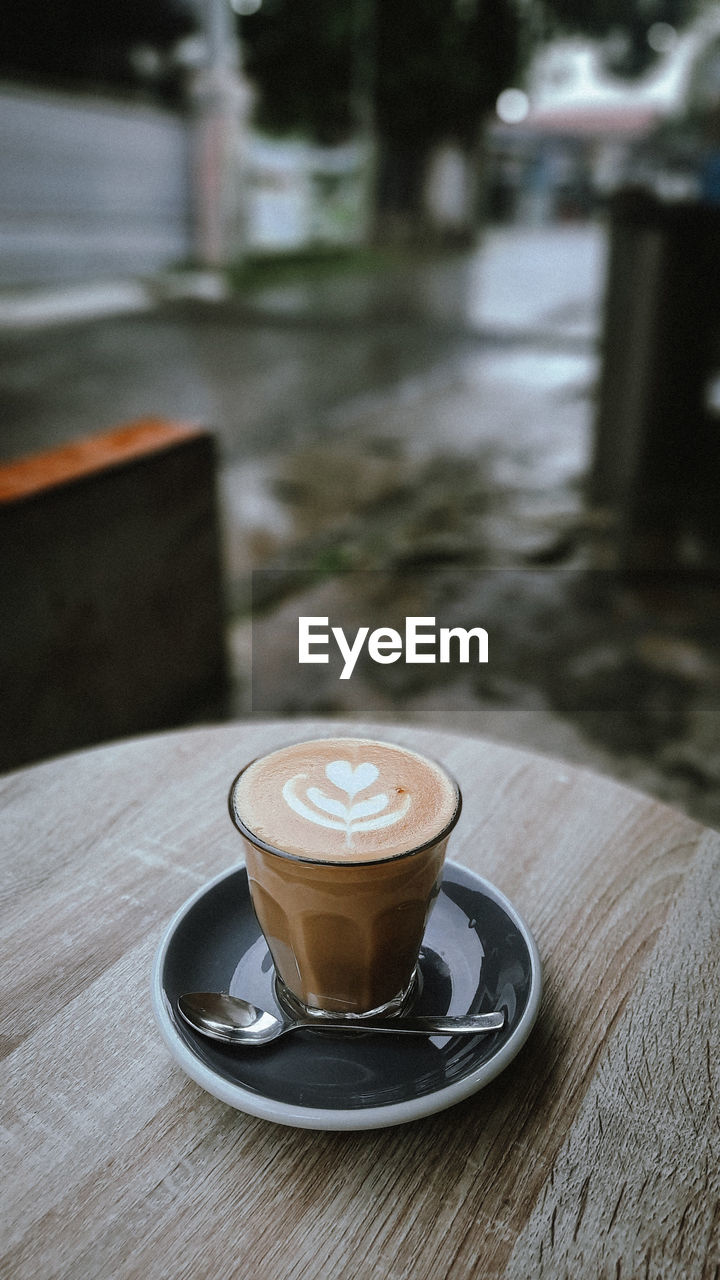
[589,188,720,569]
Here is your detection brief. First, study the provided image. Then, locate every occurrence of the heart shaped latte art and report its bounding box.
[325,759,379,798]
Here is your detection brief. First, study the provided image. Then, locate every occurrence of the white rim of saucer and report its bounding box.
[150,860,543,1131]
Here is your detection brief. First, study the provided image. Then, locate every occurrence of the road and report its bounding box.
[0,223,606,464]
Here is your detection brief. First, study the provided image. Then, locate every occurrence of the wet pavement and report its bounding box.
[0,224,603,463]
[3,223,720,828]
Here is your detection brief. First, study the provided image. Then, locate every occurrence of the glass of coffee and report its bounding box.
[228,737,461,1020]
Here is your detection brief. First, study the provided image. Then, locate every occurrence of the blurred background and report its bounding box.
[3,0,720,825]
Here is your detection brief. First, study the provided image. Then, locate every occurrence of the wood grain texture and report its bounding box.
[506,832,720,1280]
[1,720,718,1280]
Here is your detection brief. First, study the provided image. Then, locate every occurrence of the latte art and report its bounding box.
[231,737,459,862]
[282,758,411,848]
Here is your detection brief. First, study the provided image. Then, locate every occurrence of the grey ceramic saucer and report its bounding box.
[151,860,542,1130]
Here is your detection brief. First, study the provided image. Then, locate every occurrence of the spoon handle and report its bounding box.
[300,1010,506,1035]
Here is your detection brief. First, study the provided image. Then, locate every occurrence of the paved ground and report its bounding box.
[4,222,720,828]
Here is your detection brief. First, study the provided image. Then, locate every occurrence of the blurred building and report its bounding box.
[0,1,375,287]
[486,5,720,223]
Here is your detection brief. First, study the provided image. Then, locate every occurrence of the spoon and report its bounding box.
[177,992,506,1046]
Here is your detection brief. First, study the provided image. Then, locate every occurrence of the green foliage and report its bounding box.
[240,0,521,145]
[225,245,399,292]
[240,0,357,142]
[374,0,520,146]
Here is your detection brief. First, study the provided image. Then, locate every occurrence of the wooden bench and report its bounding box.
[0,418,228,773]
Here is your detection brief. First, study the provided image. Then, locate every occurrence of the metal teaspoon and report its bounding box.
[177,991,505,1046]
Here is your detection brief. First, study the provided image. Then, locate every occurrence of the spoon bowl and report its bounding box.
[177,992,505,1046]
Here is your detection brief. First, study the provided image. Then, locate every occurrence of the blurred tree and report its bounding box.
[241,0,521,241]
[238,0,356,141]
[374,0,519,238]
[1,0,195,101]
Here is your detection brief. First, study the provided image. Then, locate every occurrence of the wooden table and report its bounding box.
[2,719,719,1279]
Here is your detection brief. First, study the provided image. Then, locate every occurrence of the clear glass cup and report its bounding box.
[228,738,461,1021]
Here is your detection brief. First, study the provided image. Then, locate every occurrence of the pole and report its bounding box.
[189,0,251,267]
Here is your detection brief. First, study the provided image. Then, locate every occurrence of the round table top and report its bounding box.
[2,718,719,1279]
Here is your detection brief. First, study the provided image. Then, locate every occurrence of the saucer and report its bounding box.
[151,860,542,1131]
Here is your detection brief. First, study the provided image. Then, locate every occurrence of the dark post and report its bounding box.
[590,189,720,569]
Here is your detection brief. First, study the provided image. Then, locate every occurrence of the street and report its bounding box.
[0,223,605,464]
[4,221,720,829]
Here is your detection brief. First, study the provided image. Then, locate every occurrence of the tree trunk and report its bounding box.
[372,135,482,248]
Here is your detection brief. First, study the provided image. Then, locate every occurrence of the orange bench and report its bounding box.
[0,418,228,772]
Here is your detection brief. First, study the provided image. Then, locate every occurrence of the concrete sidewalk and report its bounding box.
[0,223,605,335]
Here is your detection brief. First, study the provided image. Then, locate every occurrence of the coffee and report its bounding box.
[229,737,461,1016]
[232,736,458,863]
